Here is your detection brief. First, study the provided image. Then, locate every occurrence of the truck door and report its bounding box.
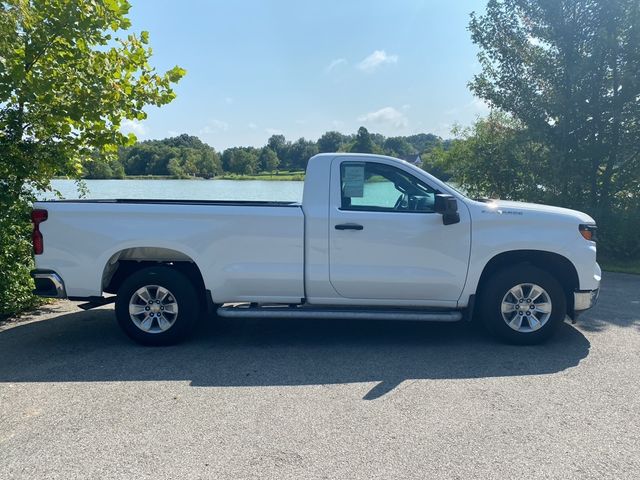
[328,157,470,303]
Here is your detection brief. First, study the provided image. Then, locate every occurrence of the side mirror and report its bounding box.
[434,194,460,225]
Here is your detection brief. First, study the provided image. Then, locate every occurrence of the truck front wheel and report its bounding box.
[479,265,567,344]
[115,266,200,346]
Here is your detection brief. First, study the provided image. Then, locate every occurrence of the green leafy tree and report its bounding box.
[259,147,280,173]
[420,146,452,181]
[405,133,442,153]
[469,0,640,216]
[469,0,640,259]
[436,113,550,200]
[317,131,346,153]
[383,136,416,157]
[194,149,221,179]
[167,157,186,178]
[288,138,319,171]
[350,126,375,153]
[267,134,291,168]
[84,153,125,179]
[222,148,259,175]
[0,0,184,317]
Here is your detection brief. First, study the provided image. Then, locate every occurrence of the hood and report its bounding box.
[481,199,595,224]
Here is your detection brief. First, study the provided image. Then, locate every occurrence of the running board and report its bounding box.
[216,305,462,322]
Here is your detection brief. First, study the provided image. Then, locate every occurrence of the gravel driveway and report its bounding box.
[1,272,639,479]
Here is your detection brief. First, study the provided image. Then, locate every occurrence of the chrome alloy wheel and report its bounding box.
[500,283,552,333]
[128,285,179,333]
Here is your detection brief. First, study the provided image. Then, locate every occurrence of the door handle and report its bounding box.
[335,223,364,231]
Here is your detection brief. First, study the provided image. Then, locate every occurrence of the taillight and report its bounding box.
[579,223,597,242]
[31,209,48,254]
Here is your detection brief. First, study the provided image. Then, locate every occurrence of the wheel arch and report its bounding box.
[102,247,207,302]
[476,250,579,313]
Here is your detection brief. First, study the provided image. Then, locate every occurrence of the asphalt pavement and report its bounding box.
[1,272,639,479]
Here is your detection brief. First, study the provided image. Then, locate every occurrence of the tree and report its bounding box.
[469,0,640,218]
[317,131,346,153]
[435,113,550,201]
[167,157,186,178]
[383,136,416,157]
[405,133,442,153]
[84,154,125,179]
[194,149,221,178]
[267,134,291,168]
[259,147,280,173]
[350,126,375,153]
[118,135,220,177]
[0,0,184,317]
[223,148,259,175]
[288,138,319,171]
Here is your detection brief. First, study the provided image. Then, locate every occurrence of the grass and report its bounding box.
[217,171,305,181]
[57,171,306,181]
[599,256,640,275]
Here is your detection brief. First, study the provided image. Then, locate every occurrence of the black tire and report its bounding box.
[479,265,567,345]
[115,266,200,346]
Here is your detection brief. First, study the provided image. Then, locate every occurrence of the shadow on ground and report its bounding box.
[0,308,591,400]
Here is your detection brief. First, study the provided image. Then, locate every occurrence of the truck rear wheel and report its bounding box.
[479,265,566,344]
[115,266,200,346]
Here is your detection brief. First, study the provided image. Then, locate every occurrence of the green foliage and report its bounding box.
[421,147,452,181]
[469,0,640,211]
[222,147,259,175]
[350,127,379,154]
[468,0,640,259]
[0,200,41,319]
[259,147,280,172]
[119,135,221,178]
[405,133,443,153]
[317,131,347,153]
[84,153,125,179]
[436,113,550,201]
[60,128,449,179]
[0,0,183,318]
[266,135,289,166]
[383,136,416,157]
[288,138,319,171]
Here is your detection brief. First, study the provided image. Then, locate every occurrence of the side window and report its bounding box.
[340,162,436,212]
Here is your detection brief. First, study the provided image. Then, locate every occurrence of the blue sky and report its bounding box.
[122,0,489,150]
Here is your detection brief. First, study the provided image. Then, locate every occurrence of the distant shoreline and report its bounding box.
[53,172,305,182]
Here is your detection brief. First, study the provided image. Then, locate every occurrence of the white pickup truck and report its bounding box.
[31,153,600,345]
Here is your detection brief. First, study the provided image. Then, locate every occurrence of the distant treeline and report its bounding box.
[83,127,451,179]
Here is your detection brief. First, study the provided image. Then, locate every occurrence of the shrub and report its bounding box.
[0,199,43,320]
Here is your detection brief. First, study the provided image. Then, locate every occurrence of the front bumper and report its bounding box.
[30,270,67,298]
[574,288,599,312]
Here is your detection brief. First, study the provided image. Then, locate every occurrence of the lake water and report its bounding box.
[46,179,305,202]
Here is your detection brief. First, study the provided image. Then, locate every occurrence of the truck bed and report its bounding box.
[34,199,305,301]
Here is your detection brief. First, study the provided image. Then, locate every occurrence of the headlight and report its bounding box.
[579,224,597,242]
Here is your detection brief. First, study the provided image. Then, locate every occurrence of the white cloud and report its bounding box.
[358,107,408,129]
[199,119,229,136]
[248,122,258,129]
[225,97,234,104]
[120,119,148,137]
[357,50,398,72]
[167,130,180,137]
[325,58,347,73]
[265,127,282,136]
[332,120,345,128]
